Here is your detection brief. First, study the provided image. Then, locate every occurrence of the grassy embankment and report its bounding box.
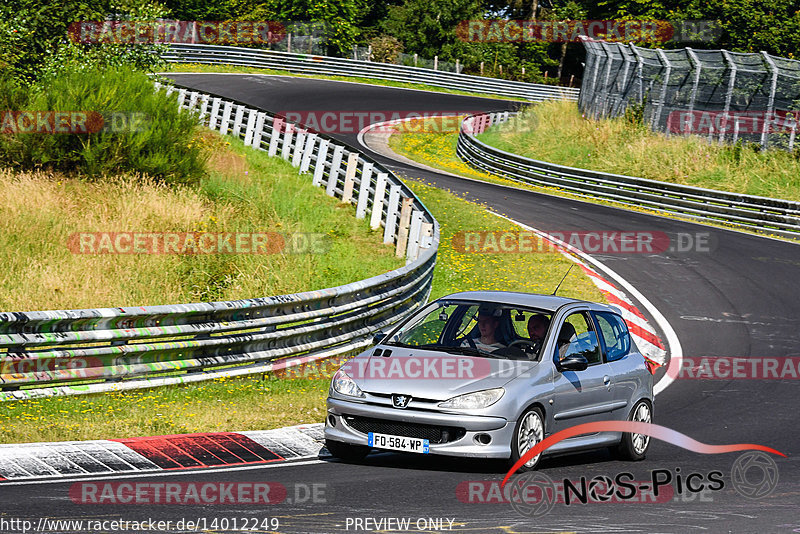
[0,131,403,442]
[0,163,604,442]
[479,100,800,201]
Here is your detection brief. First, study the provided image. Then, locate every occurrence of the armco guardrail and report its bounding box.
[457,112,800,238]
[161,43,579,102]
[0,83,440,401]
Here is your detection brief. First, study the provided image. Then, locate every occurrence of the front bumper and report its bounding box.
[325,397,515,459]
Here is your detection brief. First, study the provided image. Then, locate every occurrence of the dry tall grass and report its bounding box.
[481,101,800,200]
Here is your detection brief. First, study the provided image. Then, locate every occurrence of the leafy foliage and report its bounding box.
[0,68,207,182]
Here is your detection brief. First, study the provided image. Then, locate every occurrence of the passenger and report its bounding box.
[463,309,506,352]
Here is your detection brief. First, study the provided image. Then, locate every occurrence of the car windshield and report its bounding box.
[384,300,553,360]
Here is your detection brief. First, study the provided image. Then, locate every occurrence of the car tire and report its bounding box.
[615,399,652,461]
[508,407,545,472]
[325,439,371,461]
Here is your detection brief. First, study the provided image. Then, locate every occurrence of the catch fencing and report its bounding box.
[0,84,440,401]
[579,38,800,150]
[161,43,579,102]
[457,111,800,238]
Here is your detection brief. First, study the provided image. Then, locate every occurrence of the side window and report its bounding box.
[594,312,631,362]
[555,312,602,365]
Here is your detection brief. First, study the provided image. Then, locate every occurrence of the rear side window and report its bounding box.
[557,312,602,365]
[594,312,631,362]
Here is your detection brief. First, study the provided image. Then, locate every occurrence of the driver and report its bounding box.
[527,314,551,355]
[462,309,506,352]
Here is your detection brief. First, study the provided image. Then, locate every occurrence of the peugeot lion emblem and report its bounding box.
[392,394,411,408]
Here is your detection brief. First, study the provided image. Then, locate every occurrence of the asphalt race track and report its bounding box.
[2,73,798,534]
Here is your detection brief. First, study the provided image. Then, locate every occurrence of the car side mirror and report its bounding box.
[557,354,589,372]
[372,331,386,345]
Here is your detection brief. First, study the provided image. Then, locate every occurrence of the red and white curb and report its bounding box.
[574,262,667,364]
[0,424,324,482]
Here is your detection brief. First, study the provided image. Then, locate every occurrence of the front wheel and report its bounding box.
[615,399,652,461]
[325,439,371,461]
[508,407,545,472]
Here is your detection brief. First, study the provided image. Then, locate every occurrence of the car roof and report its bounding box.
[440,290,609,313]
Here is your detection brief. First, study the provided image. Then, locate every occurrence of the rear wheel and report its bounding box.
[616,399,652,461]
[508,407,545,472]
[325,439,371,461]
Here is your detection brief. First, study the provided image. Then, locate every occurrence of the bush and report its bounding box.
[369,35,404,63]
[0,68,208,183]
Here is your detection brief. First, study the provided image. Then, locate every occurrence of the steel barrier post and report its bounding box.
[342,152,360,203]
[252,112,267,149]
[383,186,402,244]
[299,133,318,174]
[370,173,388,229]
[312,140,330,186]
[327,146,345,196]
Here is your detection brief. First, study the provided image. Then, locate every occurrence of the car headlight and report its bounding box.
[438,388,505,409]
[331,369,365,398]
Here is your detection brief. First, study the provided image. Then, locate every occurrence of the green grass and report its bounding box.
[408,180,605,302]
[479,100,800,201]
[162,63,529,102]
[388,114,800,241]
[0,173,605,443]
[0,134,402,311]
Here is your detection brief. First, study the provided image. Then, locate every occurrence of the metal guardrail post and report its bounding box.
[761,51,779,149]
[232,105,245,136]
[383,185,401,244]
[395,198,414,257]
[326,146,345,196]
[281,124,294,160]
[685,48,702,122]
[252,112,267,149]
[599,41,615,119]
[299,133,318,174]
[653,49,672,131]
[720,50,737,145]
[407,211,424,262]
[291,129,306,167]
[342,152,359,203]
[220,101,233,134]
[312,139,330,186]
[267,116,282,155]
[243,110,257,145]
[370,173,388,229]
[356,161,374,219]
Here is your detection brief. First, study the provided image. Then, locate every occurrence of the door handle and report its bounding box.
[603,375,611,386]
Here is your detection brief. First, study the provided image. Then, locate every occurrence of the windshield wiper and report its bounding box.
[434,345,495,358]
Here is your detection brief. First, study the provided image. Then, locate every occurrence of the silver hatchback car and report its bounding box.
[324,291,655,471]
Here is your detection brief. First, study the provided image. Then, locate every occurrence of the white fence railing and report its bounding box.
[161,43,580,102]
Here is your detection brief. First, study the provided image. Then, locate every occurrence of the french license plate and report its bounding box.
[368,432,429,453]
